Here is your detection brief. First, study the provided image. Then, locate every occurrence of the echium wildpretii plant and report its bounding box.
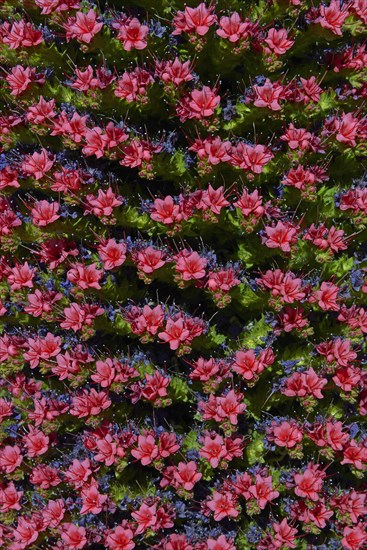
[0,0,367,548]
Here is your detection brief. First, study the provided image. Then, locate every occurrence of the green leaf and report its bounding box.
[169,376,192,403]
[240,316,270,348]
[246,432,265,465]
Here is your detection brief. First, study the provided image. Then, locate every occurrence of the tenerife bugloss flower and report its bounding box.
[64,9,103,44]
[117,17,149,50]
[173,3,217,36]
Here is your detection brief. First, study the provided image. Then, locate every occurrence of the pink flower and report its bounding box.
[8,262,35,290]
[42,499,65,528]
[253,79,284,111]
[27,96,56,123]
[316,1,349,36]
[106,526,135,550]
[173,3,216,36]
[173,461,202,491]
[82,127,108,158]
[336,113,360,147]
[136,246,166,275]
[131,502,157,534]
[13,517,39,548]
[273,519,298,549]
[273,421,303,448]
[216,390,246,425]
[294,467,323,501]
[263,221,298,252]
[65,459,92,488]
[0,482,23,512]
[98,238,127,270]
[216,12,251,43]
[249,474,280,508]
[85,188,123,216]
[342,526,367,550]
[131,434,159,465]
[80,483,107,515]
[6,65,33,95]
[230,143,273,174]
[67,263,104,290]
[207,491,239,521]
[64,9,103,44]
[151,196,182,225]
[117,18,149,50]
[0,445,23,473]
[175,249,207,281]
[22,148,54,180]
[199,434,226,467]
[61,523,87,550]
[188,86,220,118]
[315,281,340,311]
[156,58,193,86]
[158,318,190,350]
[207,535,236,550]
[265,28,294,55]
[31,200,60,226]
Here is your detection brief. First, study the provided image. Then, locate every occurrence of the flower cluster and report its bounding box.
[0,0,367,549]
